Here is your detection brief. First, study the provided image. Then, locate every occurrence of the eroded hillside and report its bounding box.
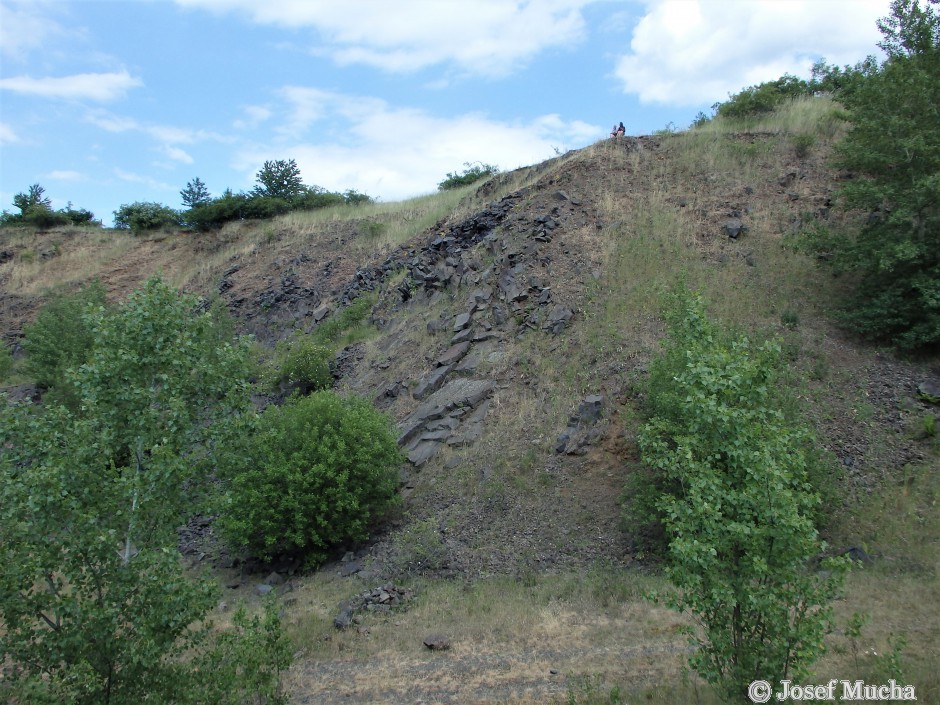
[2,116,938,703]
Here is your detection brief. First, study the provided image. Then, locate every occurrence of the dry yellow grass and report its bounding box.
[280,569,691,704]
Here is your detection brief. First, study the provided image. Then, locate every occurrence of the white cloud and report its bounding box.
[0,122,20,145]
[0,1,67,62]
[47,170,85,181]
[163,146,194,164]
[614,0,887,106]
[234,88,602,200]
[175,0,590,76]
[0,71,143,102]
[234,105,272,130]
[114,168,175,192]
[86,110,228,159]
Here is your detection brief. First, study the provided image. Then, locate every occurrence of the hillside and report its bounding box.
[1,98,938,704]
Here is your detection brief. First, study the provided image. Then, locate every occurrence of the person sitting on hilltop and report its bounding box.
[614,121,625,137]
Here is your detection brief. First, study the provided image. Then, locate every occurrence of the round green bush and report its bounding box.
[219,391,402,565]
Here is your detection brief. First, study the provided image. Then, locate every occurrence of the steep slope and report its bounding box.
[2,111,938,703]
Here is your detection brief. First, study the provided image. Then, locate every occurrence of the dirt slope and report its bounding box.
[2,132,938,704]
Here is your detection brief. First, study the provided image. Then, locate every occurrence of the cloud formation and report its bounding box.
[47,170,85,182]
[85,110,228,149]
[615,0,886,105]
[0,122,20,146]
[0,1,68,61]
[0,71,143,102]
[233,87,598,199]
[175,0,590,76]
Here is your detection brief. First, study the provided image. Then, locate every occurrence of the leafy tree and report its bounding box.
[826,0,940,349]
[180,176,212,209]
[113,201,181,232]
[254,158,305,201]
[218,390,403,565]
[0,278,287,703]
[437,162,500,191]
[638,289,846,703]
[13,183,52,215]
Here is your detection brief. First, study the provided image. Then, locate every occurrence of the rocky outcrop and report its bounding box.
[555,394,606,455]
[399,378,495,467]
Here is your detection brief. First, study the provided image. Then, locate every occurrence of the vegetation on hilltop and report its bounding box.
[704,0,940,351]
[437,161,500,191]
[0,183,99,229]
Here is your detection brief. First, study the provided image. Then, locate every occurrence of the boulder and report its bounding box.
[437,341,471,368]
[453,312,472,331]
[333,605,354,629]
[917,380,940,404]
[423,633,451,651]
[722,218,746,239]
[544,306,574,334]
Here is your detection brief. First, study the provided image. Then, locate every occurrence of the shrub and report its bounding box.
[113,201,181,232]
[343,189,373,205]
[294,186,345,211]
[690,111,712,128]
[311,294,375,346]
[438,161,499,191]
[716,74,810,119]
[22,204,69,230]
[1,190,99,229]
[184,192,291,231]
[269,334,334,394]
[22,281,107,405]
[194,599,292,705]
[219,391,403,565]
[0,345,12,382]
[637,288,847,702]
[792,133,816,159]
[61,204,99,226]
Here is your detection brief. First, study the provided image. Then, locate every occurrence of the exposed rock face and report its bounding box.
[399,378,496,467]
[556,394,606,456]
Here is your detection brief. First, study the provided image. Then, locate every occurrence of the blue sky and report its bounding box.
[1,0,889,227]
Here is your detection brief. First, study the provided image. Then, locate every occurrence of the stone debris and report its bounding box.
[333,583,412,629]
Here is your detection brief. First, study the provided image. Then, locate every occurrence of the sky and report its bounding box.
[0,0,890,227]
